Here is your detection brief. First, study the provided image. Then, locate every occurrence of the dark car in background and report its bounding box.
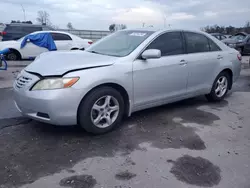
[0,23,54,41]
[222,32,250,55]
[211,33,228,40]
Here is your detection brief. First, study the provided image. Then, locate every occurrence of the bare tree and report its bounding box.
[67,22,74,30]
[36,10,50,25]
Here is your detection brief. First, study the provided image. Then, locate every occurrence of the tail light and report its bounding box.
[0,31,6,36]
[88,41,93,45]
[237,54,242,61]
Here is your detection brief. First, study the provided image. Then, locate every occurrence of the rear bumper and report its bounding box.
[14,86,86,126]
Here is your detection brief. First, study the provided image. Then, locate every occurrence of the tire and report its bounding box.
[71,48,79,50]
[206,72,230,102]
[78,87,125,134]
[7,51,19,61]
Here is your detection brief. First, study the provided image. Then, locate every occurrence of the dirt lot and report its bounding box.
[0,57,250,188]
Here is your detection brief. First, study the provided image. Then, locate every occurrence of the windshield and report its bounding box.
[231,35,246,41]
[86,30,154,57]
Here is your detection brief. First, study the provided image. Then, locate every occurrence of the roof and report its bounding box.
[235,32,249,36]
[30,30,71,35]
[7,23,50,27]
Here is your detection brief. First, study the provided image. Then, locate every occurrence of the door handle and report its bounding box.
[217,55,223,60]
[179,60,187,66]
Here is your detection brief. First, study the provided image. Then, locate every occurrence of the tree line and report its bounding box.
[10,10,128,32]
[202,21,250,35]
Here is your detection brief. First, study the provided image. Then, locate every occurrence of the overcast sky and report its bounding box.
[0,0,250,30]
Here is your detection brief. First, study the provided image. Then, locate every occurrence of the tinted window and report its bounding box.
[4,26,19,32]
[22,26,42,33]
[146,32,184,56]
[208,38,221,51]
[184,32,210,53]
[86,30,154,57]
[42,26,54,31]
[51,33,72,40]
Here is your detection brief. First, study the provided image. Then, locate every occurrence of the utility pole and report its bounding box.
[21,4,26,21]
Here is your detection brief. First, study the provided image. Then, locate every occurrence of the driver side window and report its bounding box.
[146,32,185,56]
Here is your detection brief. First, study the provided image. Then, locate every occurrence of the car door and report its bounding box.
[51,33,73,50]
[133,31,188,109]
[183,32,222,95]
[19,39,49,59]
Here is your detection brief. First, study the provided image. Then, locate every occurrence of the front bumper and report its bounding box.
[14,87,85,125]
[13,73,86,125]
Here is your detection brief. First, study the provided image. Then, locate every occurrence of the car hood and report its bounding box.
[221,38,245,44]
[25,51,119,76]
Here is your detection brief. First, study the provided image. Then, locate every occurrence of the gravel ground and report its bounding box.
[0,57,250,188]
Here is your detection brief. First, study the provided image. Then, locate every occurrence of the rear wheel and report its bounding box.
[78,87,124,134]
[206,72,230,102]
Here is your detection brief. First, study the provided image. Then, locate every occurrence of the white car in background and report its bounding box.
[0,31,93,60]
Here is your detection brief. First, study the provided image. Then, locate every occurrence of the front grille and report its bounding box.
[15,76,32,89]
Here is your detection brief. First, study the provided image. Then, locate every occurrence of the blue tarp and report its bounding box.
[21,33,57,51]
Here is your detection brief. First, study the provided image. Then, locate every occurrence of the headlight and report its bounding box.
[31,77,79,90]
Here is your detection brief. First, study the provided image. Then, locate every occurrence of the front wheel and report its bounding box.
[78,87,124,134]
[7,52,18,61]
[206,72,230,102]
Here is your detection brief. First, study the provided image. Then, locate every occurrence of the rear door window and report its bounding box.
[51,33,72,41]
[146,32,185,56]
[22,26,42,33]
[184,32,210,53]
[4,25,19,32]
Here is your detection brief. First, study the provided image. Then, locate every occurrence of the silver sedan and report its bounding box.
[13,29,242,134]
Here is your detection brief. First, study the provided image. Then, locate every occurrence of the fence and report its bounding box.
[59,29,111,41]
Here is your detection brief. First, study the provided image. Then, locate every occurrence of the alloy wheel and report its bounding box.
[215,76,228,98]
[91,95,119,128]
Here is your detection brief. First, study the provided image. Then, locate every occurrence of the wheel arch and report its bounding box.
[220,68,233,90]
[77,82,131,124]
[8,48,22,60]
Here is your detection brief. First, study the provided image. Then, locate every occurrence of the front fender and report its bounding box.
[65,63,133,108]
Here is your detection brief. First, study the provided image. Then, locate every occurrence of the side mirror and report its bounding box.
[141,49,161,60]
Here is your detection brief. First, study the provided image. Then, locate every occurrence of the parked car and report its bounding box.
[13,29,241,134]
[222,33,250,54]
[225,34,232,38]
[0,23,6,41]
[0,31,93,60]
[210,33,228,40]
[0,23,54,41]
